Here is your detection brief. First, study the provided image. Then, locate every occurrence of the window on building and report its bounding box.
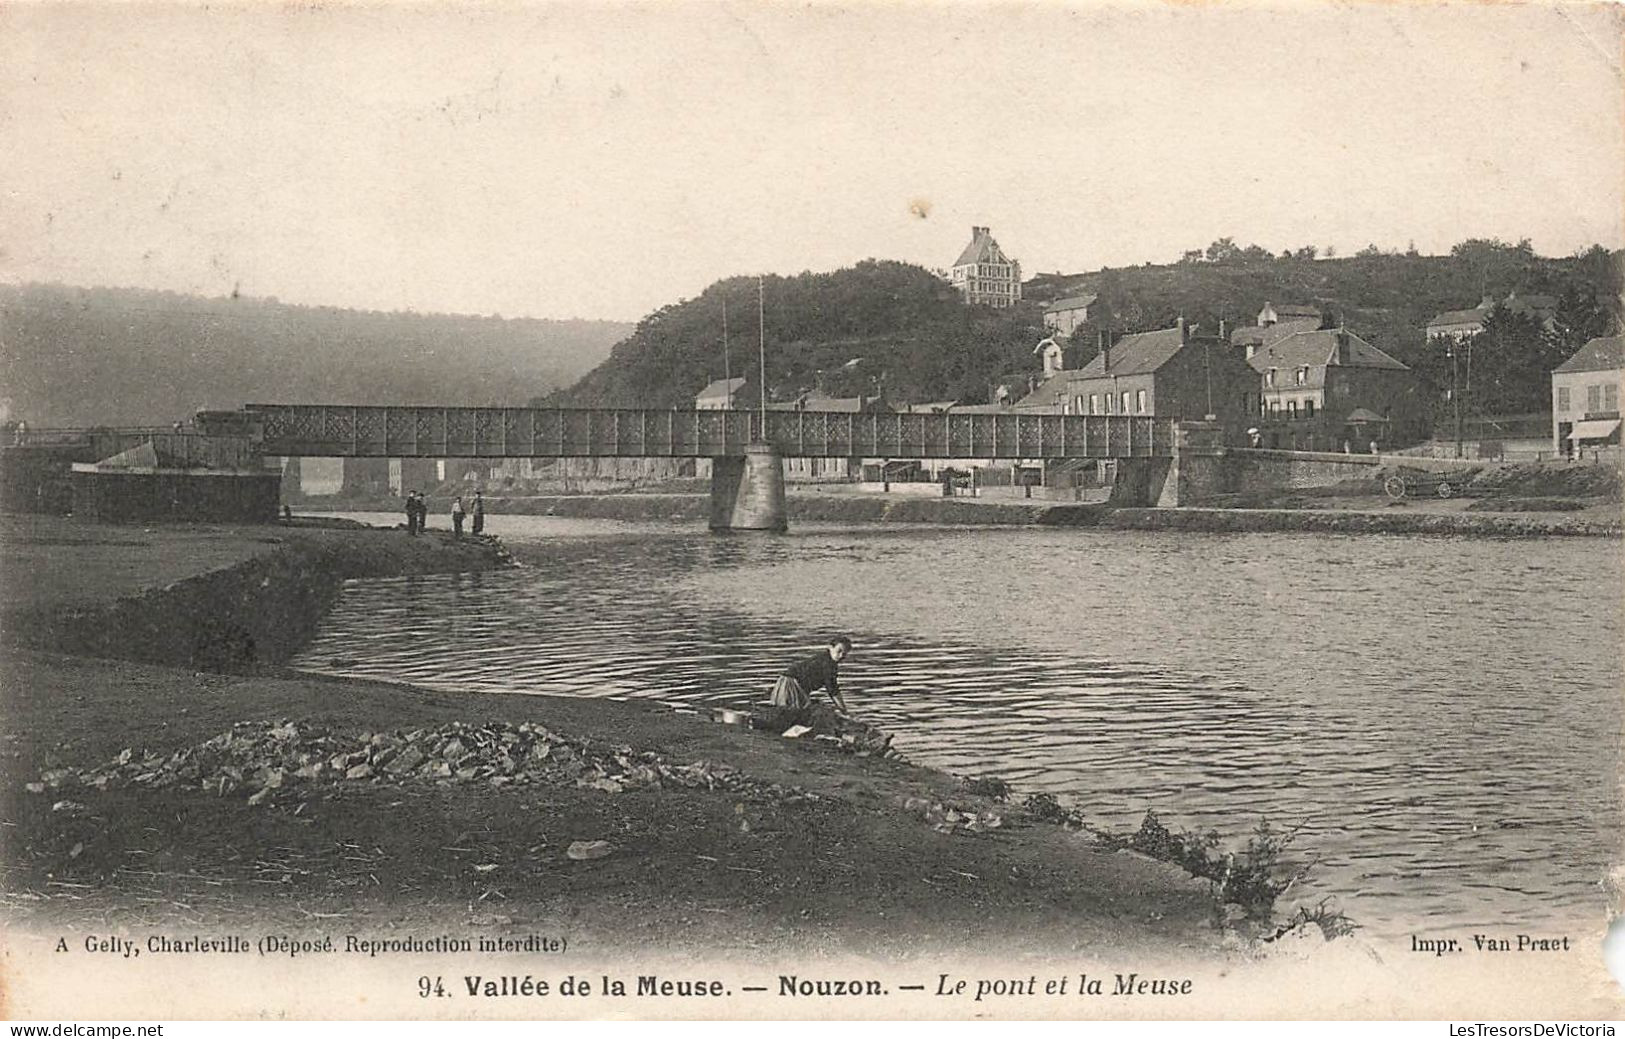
[1588,384,1602,411]
[1104,393,1114,414]
[1287,401,1297,418]
[1120,391,1131,414]
[1266,368,1277,388]
[1305,400,1315,418]
[1135,389,1147,414]
[1557,386,1570,412]
[1269,400,1280,414]
[1073,396,1085,414]
[1608,383,1619,413]
[1294,367,1305,386]
[1089,394,1099,414]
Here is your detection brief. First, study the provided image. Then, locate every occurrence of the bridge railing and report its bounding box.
[239,404,1177,459]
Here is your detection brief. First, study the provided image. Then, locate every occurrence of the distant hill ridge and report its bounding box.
[0,283,632,427]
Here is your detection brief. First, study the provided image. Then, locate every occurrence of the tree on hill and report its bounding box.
[550,261,1048,408]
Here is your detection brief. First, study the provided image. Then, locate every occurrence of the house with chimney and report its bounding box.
[1229,302,1323,355]
[1012,321,1256,437]
[1249,327,1428,449]
[950,227,1023,308]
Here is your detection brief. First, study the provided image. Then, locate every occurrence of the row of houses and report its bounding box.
[693,292,1621,464]
[1018,305,1432,452]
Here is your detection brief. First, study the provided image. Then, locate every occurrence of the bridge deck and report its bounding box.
[234,404,1177,459]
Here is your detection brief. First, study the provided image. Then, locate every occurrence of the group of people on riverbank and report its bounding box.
[404,491,484,538]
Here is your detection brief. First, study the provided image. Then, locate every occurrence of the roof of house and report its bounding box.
[1010,374,1073,411]
[953,231,1006,268]
[1426,308,1488,329]
[951,403,1011,414]
[1428,292,1558,332]
[1270,304,1322,318]
[1045,294,1098,313]
[1074,327,1190,378]
[695,376,748,400]
[1554,335,1624,374]
[1247,329,1410,373]
[1231,318,1319,347]
[904,401,960,414]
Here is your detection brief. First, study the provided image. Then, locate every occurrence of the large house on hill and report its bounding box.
[950,227,1022,309]
[1248,327,1428,449]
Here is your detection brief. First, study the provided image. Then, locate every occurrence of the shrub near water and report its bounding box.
[1105,810,1323,922]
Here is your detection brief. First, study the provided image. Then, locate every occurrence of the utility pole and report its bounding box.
[722,298,731,406]
[757,275,768,432]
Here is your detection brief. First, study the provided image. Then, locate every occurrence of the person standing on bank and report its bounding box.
[471,491,485,535]
[772,636,852,715]
[451,495,465,538]
[404,490,418,535]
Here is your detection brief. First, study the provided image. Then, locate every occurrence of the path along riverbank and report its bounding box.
[303,490,1622,536]
[0,515,1233,963]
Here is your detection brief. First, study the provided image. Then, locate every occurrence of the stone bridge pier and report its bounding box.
[1109,421,1227,507]
[709,443,788,532]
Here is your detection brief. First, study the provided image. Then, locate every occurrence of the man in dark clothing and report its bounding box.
[404,491,419,535]
[771,636,852,714]
[471,491,485,535]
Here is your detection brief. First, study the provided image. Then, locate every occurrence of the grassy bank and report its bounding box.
[0,515,1236,962]
[0,517,513,670]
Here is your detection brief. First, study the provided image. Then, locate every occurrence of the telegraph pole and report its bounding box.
[757,276,768,432]
[1451,341,1463,458]
[722,298,731,406]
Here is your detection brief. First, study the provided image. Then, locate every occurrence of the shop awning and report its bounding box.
[1567,418,1620,441]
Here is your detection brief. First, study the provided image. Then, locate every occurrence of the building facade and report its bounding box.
[1248,327,1429,450]
[950,226,1022,308]
[1012,322,1256,439]
[1552,335,1622,453]
[1042,294,1096,336]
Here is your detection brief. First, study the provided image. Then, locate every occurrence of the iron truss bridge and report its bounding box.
[232,404,1177,459]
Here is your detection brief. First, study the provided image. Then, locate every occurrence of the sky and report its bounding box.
[3,1,1622,322]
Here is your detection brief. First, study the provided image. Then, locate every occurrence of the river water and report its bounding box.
[295,513,1623,942]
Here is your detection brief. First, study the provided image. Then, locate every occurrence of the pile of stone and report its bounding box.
[27,720,819,809]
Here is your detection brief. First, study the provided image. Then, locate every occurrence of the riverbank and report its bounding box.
[299,491,1622,536]
[0,516,1225,962]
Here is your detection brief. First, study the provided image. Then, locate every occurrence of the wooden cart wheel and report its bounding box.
[1383,476,1407,499]
[1436,481,1454,499]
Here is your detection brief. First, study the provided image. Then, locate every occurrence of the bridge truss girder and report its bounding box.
[240,404,1176,460]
